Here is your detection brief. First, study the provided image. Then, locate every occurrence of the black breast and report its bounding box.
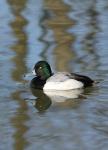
[30,77,46,89]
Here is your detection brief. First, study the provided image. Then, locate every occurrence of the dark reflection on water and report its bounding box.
[10,91,29,150]
[38,9,54,60]
[7,0,29,149]
[30,88,52,112]
[80,1,100,70]
[40,0,75,71]
[63,1,100,73]
[8,0,28,82]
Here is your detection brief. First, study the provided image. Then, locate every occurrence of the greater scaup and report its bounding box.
[30,61,95,90]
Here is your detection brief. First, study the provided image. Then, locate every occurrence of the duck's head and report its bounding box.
[32,61,52,80]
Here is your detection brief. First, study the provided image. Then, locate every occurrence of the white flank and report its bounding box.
[43,79,83,91]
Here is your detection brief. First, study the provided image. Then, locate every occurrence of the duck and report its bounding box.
[30,61,95,91]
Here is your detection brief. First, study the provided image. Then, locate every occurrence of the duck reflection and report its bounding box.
[44,88,83,103]
[30,88,52,112]
[30,86,83,111]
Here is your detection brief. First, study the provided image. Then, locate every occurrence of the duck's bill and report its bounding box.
[32,69,36,75]
[24,70,36,78]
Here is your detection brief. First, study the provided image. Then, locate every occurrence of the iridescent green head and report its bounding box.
[33,61,52,80]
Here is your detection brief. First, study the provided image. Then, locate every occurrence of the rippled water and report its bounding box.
[0,0,108,149]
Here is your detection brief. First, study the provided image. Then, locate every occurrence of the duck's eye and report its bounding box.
[39,66,42,69]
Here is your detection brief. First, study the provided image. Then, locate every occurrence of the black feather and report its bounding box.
[70,73,94,87]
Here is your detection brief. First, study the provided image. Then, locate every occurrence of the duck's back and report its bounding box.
[47,72,71,82]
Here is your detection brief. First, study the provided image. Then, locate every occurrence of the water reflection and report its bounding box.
[11,92,29,150]
[9,0,28,82]
[81,1,100,69]
[44,88,83,102]
[30,87,84,111]
[7,0,29,149]
[2,0,108,149]
[30,88,52,112]
[38,9,53,60]
[43,0,75,71]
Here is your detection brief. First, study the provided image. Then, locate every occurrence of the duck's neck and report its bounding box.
[40,68,52,80]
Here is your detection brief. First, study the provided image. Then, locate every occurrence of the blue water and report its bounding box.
[0,0,108,149]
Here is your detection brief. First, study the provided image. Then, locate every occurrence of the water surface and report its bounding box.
[0,0,108,150]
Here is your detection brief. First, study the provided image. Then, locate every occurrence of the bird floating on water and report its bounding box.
[30,61,95,91]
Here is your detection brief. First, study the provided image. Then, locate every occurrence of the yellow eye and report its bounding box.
[39,66,42,69]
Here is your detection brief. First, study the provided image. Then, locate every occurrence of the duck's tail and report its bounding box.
[93,80,100,85]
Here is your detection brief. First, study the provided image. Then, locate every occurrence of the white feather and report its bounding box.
[43,78,83,91]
